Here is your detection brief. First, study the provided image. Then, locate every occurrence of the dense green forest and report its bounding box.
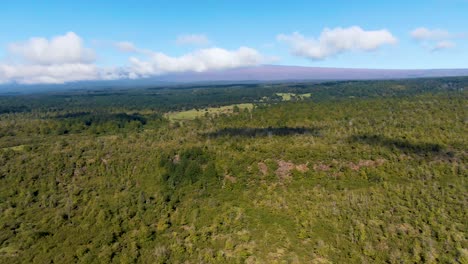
[0,77,467,263]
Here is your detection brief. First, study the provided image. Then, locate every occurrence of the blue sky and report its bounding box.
[0,0,467,84]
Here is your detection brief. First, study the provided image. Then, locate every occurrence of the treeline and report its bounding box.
[0,76,466,114]
[0,112,166,138]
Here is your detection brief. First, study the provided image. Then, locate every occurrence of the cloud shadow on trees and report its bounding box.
[203,126,321,138]
[349,134,448,157]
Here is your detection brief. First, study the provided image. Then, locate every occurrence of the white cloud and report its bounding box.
[128,47,264,77]
[8,32,95,65]
[277,26,397,60]
[176,34,211,46]
[0,63,128,84]
[0,63,100,84]
[410,27,451,41]
[115,41,138,53]
[0,32,266,84]
[431,41,456,51]
[0,32,115,84]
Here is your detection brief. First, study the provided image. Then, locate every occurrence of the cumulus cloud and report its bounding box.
[176,34,211,46]
[128,47,264,78]
[113,41,266,78]
[0,32,105,84]
[277,26,397,60]
[8,32,95,65]
[410,27,451,41]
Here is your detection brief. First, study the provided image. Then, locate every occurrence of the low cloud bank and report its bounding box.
[0,32,265,84]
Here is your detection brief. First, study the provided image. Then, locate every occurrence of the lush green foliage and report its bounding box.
[0,78,467,263]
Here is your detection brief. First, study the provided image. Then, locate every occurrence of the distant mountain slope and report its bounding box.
[157,65,468,82]
[1,65,467,93]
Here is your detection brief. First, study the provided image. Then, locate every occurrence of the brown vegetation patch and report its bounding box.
[100,153,111,166]
[348,159,386,171]
[295,163,309,173]
[73,166,87,177]
[271,160,309,179]
[258,162,268,176]
[313,163,331,172]
[224,175,237,183]
[180,225,194,231]
[172,154,180,164]
[275,160,295,179]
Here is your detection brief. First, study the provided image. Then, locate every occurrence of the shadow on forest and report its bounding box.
[54,112,147,124]
[203,126,321,138]
[350,134,447,156]
[55,112,91,118]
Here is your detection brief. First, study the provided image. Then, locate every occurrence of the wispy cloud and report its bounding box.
[176,34,211,46]
[410,28,451,41]
[277,26,397,60]
[410,27,462,51]
[115,41,138,53]
[431,41,456,52]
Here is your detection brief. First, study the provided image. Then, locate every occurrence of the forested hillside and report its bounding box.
[0,78,467,263]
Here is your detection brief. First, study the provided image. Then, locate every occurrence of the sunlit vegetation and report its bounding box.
[165,103,254,121]
[276,92,311,101]
[0,77,467,263]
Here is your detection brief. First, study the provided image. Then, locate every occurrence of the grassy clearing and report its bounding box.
[276,93,311,101]
[166,103,254,121]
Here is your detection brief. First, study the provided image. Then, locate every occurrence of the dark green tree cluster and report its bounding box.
[159,147,218,189]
